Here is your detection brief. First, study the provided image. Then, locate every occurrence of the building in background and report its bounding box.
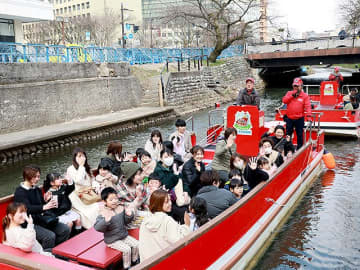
[1,0,53,43]
[141,0,268,47]
[23,0,141,46]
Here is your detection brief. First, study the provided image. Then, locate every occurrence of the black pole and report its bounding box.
[121,3,125,48]
[166,61,168,72]
[193,58,196,68]
[198,59,200,70]
[178,59,180,72]
[188,59,190,71]
[207,57,209,67]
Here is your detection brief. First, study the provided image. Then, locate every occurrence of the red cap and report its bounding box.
[292,77,303,86]
[334,67,340,72]
[246,77,255,84]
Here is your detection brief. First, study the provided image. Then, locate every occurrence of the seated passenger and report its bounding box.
[153,149,180,190]
[146,173,162,198]
[139,151,157,179]
[196,170,238,219]
[169,119,193,161]
[118,162,148,211]
[66,147,100,229]
[163,140,184,170]
[182,145,206,197]
[261,125,295,157]
[144,129,163,161]
[14,165,70,250]
[188,197,209,232]
[94,187,139,269]
[105,141,123,177]
[211,128,237,187]
[229,153,250,194]
[228,178,244,199]
[2,202,53,256]
[244,157,270,190]
[348,95,359,110]
[43,173,82,234]
[349,88,360,104]
[344,96,354,110]
[139,190,190,262]
[258,138,284,169]
[93,158,119,194]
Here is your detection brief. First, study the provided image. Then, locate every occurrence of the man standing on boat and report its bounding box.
[236,78,260,109]
[282,78,311,150]
[329,67,343,86]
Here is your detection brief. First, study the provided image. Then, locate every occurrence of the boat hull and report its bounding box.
[228,149,323,269]
[134,132,325,270]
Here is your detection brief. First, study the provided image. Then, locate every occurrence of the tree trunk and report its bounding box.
[208,42,230,63]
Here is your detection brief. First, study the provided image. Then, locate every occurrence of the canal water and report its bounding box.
[0,88,359,269]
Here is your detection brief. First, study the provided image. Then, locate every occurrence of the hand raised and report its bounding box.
[24,213,33,224]
[249,157,257,170]
[184,211,190,227]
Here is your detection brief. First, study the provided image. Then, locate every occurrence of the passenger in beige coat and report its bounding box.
[139,189,191,262]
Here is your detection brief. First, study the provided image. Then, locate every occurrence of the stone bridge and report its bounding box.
[245,37,360,68]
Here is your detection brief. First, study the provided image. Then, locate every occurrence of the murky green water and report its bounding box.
[0,88,359,269]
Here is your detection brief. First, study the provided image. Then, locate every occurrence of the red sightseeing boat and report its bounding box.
[275,81,360,138]
[0,105,325,270]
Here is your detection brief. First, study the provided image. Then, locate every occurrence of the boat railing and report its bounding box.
[208,108,225,127]
[304,112,323,146]
[341,84,360,95]
[198,124,224,146]
[185,116,194,132]
[303,84,321,95]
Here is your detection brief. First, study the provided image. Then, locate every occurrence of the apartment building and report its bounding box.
[24,0,141,46]
[1,0,53,43]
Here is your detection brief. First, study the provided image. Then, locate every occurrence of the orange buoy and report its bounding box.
[322,149,336,169]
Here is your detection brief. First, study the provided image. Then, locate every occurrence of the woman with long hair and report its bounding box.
[144,129,163,161]
[67,147,99,229]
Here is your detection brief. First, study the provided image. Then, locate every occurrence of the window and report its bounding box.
[82,14,85,18]
[56,0,58,4]
[60,8,63,14]
[68,6,71,12]
[86,2,90,8]
[59,0,62,4]
[73,5,75,11]
[162,33,166,37]
[87,13,90,17]
[82,3,85,9]
[64,7,67,13]
[77,4,80,10]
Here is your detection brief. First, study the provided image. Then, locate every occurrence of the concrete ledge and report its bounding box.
[0,106,174,151]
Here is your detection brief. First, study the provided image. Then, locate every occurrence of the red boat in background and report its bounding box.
[0,105,325,270]
[275,81,360,137]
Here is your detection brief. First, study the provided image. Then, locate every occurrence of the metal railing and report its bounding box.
[246,35,360,54]
[0,42,243,64]
[341,84,360,94]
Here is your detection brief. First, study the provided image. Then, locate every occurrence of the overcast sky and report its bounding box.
[271,0,341,34]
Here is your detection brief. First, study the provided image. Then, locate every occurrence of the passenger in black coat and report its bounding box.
[261,125,295,157]
[182,146,206,196]
[244,157,270,190]
[14,165,70,250]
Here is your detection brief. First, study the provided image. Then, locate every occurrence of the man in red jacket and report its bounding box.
[282,78,312,150]
[329,67,343,86]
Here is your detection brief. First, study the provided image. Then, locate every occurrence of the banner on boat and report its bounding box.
[324,83,334,96]
[233,111,252,135]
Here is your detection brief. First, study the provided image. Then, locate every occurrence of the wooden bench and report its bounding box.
[0,244,91,270]
[52,227,139,269]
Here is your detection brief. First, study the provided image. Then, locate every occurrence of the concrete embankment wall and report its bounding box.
[164,56,263,113]
[0,63,142,134]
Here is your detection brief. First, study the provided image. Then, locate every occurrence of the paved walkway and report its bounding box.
[0,106,173,151]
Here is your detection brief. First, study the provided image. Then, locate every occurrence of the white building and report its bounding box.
[0,0,54,43]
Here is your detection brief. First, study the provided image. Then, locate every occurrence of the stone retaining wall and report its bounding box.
[164,56,263,114]
[0,63,142,134]
[0,110,175,165]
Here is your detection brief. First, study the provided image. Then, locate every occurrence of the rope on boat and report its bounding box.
[265,197,286,207]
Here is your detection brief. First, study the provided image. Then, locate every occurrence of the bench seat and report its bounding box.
[52,227,103,260]
[76,228,139,269]
[0,244,91,270]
